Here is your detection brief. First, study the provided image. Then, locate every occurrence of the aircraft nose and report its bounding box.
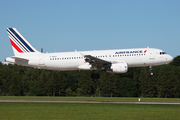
[167,55,173,63]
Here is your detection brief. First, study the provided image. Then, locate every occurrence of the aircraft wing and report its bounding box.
[84,55,111,67]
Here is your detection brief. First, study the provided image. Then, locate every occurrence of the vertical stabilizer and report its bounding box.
[7,28,39,56]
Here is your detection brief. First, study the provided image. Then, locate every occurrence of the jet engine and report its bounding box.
[108,63,128,73]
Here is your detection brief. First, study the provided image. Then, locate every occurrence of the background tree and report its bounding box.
[118,77,137,97]
[138,67,156,97]
[78,71,93,96]
[9,75,21,96]
[1,55,180,98]
[99,72,119,97]
[45,71,60,96]
[157,65,177,98]
[170,55,180,66]
[57,72,66,96]
[173,67,180,97]
[65,71,79,96]
[27,68,41,96]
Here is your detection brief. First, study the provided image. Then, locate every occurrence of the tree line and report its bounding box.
[0,56,180,98]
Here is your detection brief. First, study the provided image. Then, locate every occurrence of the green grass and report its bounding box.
[0,96,180,103]
[0,102,180,120]
[1,97,180,120]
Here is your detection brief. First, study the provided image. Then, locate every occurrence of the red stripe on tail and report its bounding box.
[10,38,24,53]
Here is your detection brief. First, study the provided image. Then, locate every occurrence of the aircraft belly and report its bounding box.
[45,60,83,71]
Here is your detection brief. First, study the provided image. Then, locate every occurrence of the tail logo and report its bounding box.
[10,38,24,53]
[7,28,35,53]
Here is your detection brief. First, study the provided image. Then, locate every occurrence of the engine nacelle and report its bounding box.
[78,63,92,70]
[110,63,128,73]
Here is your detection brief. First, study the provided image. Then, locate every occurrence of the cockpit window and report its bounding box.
[160,52,167,55]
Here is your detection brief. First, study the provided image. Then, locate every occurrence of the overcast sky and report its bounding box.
[0,0,180,62]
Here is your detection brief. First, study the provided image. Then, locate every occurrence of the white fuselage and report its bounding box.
[5,28,173,73]
[6,48,173,71]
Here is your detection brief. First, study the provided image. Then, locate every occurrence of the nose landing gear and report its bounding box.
[149,66,153,75]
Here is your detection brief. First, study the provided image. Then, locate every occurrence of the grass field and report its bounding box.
[0,96,180,102]
[1,97,180,120]
[0,102,180,120]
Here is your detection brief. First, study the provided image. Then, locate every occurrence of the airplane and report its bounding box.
[5,28,173,79]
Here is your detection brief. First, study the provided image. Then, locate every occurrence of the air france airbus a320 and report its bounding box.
[5,28,173,79]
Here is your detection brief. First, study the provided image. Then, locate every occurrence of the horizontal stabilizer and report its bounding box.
[10,56,29,61]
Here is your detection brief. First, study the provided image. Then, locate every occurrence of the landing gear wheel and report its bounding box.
[91,73,100,79]
[91,73,95,79]
[95,74,100,79]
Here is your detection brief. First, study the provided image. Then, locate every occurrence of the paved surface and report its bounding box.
[0,100,180,104]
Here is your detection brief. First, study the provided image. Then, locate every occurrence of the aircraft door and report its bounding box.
[39,55,45,65]
[149,49,155,59]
